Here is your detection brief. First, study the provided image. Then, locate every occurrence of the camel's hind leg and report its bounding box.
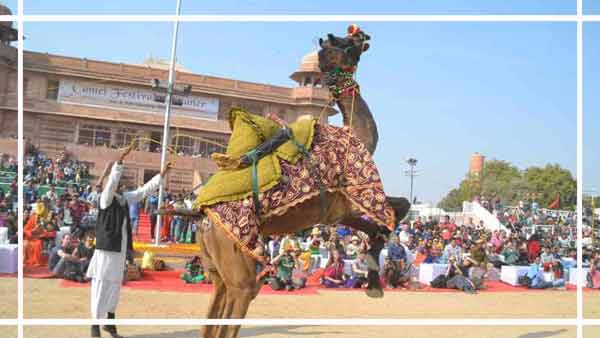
[201,219,261,338]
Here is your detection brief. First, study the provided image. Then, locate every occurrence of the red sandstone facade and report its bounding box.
[20,47,333,192]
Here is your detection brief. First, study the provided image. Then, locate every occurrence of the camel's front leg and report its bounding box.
[339,215,387,298]
[214,287,256,338]
[202,272,227,338]
[200,218,261,338]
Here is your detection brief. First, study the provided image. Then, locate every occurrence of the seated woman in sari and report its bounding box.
[322,248,346,288]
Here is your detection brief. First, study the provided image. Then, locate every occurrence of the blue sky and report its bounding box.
[23,22,576,205]
[585,23,600,194]
[18,1,576,15]
[585,0,600,13]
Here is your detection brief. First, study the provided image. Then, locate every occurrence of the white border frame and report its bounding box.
[3,0,594,337]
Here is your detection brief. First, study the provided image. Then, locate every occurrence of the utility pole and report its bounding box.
[152,0,185,246]
[405,158,418,204]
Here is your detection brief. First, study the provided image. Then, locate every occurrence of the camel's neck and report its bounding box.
[336,93,378,154]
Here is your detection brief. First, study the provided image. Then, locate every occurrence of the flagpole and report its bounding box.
[155,0,182,246]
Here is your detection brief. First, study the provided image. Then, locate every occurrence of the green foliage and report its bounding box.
[438,160,576,211]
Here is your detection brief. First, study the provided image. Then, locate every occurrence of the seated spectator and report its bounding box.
[305,227,324,255]
[62,231,95,283]
[444,256,480,293]
[48,234,77,279]
[325,231,345,254]
[270,246,299,291]
[500,240,519,265]
[322,248,346,288]
[587,251,600,289]
[290,249,309,289]
[181,256,206,284]
[463,239,488,276]
[23,212,55,267]
[526,256,566,289]
[345,235,361,259]
[442,237,462,264]
[347,251,369,288]
[279,233,301,256]
[387,234,406,271]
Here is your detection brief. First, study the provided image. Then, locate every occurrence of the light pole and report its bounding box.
[405,158,418,204]
[154,0,183,246]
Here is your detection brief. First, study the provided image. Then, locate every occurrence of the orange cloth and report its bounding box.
[23,215,47,267]
[414,251,428,266]
[307,268,325,285]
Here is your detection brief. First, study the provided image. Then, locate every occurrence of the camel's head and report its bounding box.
[318,24,370,74]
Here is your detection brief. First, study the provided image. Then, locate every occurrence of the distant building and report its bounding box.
[0,7,17,156]
[469,152,485,178]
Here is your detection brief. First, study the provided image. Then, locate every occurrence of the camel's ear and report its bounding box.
[318,38,324,47]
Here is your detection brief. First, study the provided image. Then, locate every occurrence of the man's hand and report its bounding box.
[96,161,114,188]
[160,162,173,177]
[118,143,135,162]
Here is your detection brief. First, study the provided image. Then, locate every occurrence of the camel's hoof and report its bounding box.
[365,287,384,298]
[386,196,411,221]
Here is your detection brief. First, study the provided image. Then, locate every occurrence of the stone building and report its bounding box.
[22,47,333,192]
[0,4,17,156]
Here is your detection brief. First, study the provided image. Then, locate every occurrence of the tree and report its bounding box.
[437,160,576,211]
[523,164,576,209]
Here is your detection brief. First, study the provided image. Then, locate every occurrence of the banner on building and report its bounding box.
[57,79,219,120]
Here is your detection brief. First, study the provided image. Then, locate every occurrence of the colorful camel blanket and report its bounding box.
[200,123,396,261]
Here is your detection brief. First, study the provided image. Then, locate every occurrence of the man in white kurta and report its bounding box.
[87,157,165,337]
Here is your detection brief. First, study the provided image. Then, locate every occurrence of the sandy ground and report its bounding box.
[0,327,16,338]
[0,277,17,318]
[585,326,600,337]
[584,293,600,317]
[22,326,579,338]
[24,278,576,319]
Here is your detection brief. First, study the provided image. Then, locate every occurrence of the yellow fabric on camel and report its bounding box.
[195,108,316,208]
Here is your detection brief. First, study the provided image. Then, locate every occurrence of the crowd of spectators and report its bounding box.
[24,143,90,187]
[18,145,586,293]
[0,153,17,244]
[257,197,578,292]
[22,146,202,284]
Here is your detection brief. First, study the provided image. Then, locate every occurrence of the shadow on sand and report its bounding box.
[517,329,569,338]
[126,326,342,338]
[122,327,571,338]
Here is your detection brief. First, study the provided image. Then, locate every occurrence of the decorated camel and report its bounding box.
[166,25,410,338]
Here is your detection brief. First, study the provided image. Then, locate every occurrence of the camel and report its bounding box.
[166,27,410,338]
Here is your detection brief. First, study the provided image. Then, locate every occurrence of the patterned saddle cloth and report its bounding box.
[197,120,396,262]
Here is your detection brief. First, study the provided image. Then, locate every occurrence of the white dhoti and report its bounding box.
[87,221,127,319]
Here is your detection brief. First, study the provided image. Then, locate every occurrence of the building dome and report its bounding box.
[290,50,322,87]
[0,4,12,15]
[0,4,13,28]
[299,50,320,73]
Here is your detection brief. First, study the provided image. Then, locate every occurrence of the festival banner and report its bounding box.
[57,79,220,120]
